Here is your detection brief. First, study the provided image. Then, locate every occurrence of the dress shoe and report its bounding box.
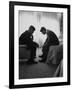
[39,59,46,63]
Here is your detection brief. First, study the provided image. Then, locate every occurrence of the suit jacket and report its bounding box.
[43,30,59,47]
[19,30,33,45]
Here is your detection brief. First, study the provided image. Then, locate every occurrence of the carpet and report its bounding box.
[19,62,58,79]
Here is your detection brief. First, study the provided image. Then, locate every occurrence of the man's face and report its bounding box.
[30,28,35,34]
[41,29,46,35]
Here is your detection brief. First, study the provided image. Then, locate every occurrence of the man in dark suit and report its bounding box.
[40,27,59,62]
[19,25,39,63]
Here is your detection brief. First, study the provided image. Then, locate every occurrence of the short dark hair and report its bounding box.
[29,25,35,31]
[40,27,46,32]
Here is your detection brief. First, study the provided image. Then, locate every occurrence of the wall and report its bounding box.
[0,0,72,90]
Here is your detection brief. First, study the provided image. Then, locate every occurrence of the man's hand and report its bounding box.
[33,42,39,47]
[30,35,33,40]
[36,43,39,47]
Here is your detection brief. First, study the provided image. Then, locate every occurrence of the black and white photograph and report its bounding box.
[9,1,70,89]
[19,11,63,79]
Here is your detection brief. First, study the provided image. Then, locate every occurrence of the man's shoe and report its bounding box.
[39,59,46,63]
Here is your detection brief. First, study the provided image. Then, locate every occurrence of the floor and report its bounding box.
[19,62,58,79]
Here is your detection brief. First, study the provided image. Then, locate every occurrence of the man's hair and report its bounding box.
[40,27,46,32]
[29,25,35,31]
